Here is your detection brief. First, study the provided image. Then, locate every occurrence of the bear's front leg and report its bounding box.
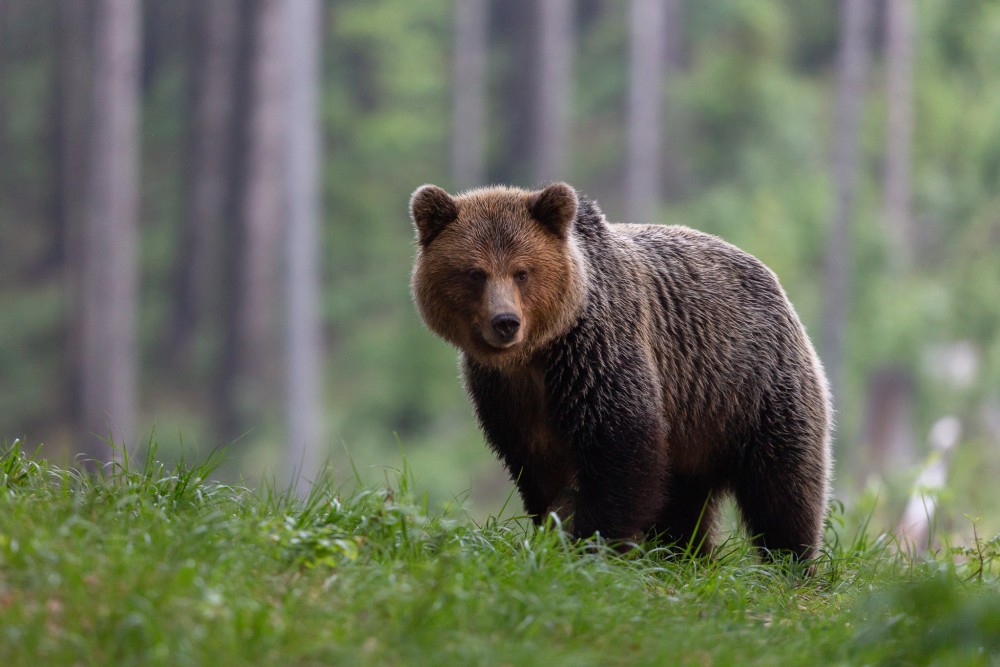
[543,486,577,526]
[569,425,668,543]
[462,359,577,523]
[548,350,669,543]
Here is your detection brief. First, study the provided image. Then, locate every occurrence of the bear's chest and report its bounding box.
[503,365,576,489]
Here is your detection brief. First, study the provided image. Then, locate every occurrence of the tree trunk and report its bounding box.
[661,0,685,197]
[860,366,916,482]
[822,0,872,417]
[451,0,488,190]
[170,0,239,364]
[626,0,667,223]
[52,0,91,440]
[533,0,573,184]
[240,0,287,395]
[80,0,141,461]
[285,0,323,490]
[217,0,288,440]
[859,0,918,485]
[883,0,915,270]
[488,0,535,185]
[662,0,684,71]
[51,0,90,272]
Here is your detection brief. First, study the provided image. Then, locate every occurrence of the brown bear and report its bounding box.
[409,182,832,561]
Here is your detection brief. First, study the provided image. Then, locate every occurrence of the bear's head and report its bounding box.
[409,183,587,368]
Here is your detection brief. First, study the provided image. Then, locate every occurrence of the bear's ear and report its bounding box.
[529,182,578,239]
[410,184,458,247]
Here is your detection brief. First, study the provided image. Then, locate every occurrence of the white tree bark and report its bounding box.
[81,0,141,461]
[285,0,324,492]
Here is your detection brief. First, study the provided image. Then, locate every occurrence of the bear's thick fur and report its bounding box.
[409,182,832,560]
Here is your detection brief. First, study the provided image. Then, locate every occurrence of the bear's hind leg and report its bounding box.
[734,437,828,562]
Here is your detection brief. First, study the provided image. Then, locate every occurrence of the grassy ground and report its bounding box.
[1,441,998,666]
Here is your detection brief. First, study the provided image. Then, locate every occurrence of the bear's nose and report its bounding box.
[491,313,521,341]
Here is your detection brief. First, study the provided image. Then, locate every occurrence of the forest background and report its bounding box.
[2,0,999,541]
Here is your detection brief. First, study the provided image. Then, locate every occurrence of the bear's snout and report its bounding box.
[479,279,524,349]
[490,313,521,342]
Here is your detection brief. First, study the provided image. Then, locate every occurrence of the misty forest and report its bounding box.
[3,0,1000,554]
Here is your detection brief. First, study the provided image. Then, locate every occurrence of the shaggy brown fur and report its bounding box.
[409,182,832,560]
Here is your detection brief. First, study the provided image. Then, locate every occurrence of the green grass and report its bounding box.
[1,441,999,666]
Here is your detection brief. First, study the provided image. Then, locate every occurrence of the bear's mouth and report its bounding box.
[476,327,524,351]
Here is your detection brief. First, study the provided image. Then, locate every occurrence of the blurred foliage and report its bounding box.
[1,0,999,527]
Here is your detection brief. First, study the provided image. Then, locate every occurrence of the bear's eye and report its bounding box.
[514,270,529,283]
[467,268,487,283]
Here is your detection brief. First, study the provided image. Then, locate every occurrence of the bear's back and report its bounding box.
[585,221,822,471]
